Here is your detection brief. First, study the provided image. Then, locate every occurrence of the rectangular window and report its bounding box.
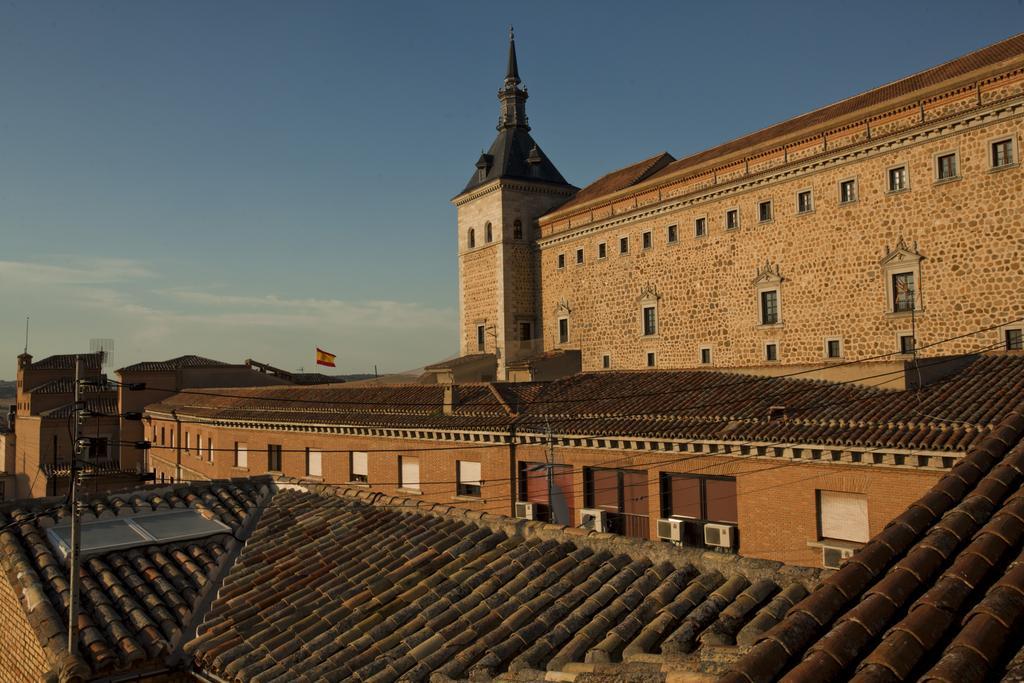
[642,306,657,336]
[457,460,482,497]
[840,179,856,203]
[170,431,175,449]
[207,437,214,463]
[642,231,652,250]
[602,354,611,369]
[557,253,565,269]
[399,455,420,490]
[765,343,778,362]
[667,225,678,243]
[476,324,485,352]
[1006,329,1024,351]
[992,139,1014,168]
[726,209,739,230]
[161,427,166,446]
[661,474,738,524]
[892,272,915,312]
[558,318,569,344]
[576,248,584,264]
[619,236,629,254]
[646,352,656,367]
[700,347,711,365]
[695,217,707,237]
[760,290,779,325]
[583,468,650,539]
[797,190,813,213]
[267,444,283,472]
[350,451,368,483]
[519,321,532,342]
[235,442,248,469]
[826,339,841,359]
[818,490,868,543]
[936,153,957,180]
[758,200,772,222]
[899,333,915,355]
[185,432,191,452]
[888,166,908,192]
[598,242,607,259]
[306,448,322,477]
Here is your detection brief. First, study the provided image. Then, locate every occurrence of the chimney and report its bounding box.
[443,384,458,415]
[767,405,787,421]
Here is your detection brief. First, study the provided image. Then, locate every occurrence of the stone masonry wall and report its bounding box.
[0,569,50,683]
[538,112,1024,371]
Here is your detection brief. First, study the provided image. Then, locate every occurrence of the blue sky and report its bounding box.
[0,1,1019,375]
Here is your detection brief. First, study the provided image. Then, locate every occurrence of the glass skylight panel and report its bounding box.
[47,509,231,561]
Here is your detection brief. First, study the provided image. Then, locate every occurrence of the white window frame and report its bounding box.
[350,451,368,483]
[725,208,740,231]
[557,253,565,270]
[645,351,657,368]
[666,224,678,244]
[825,338,843,360]
[880,240,924,316]
[642,304,657,337]
[399,455,420,491]
[457,460,482,498]
[699,346,712,365]
[558,316,569,345]
[235,442,248,469]
[759,288,781,326]
[619,235,630,255]
[695,216,707,238]
[207,437,214,463]
[764,341,780,363]
[601,353,611,369]
[641,230,653,251]
[307,448,322,478]
[597,242,607,260]
[758,199,773,223]
[898,332,916,356]
[575,247,584,265]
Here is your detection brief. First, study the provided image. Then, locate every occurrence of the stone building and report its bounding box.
[455,33,1024,379]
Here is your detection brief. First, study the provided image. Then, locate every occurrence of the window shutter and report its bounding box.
[401,456,420,489]
[820,491,869,542]
[308,449,322,477]
[351,451,368,477]
[459,461,481,486]
[236,443,248,468]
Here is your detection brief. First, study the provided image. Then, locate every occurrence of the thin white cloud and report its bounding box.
[0,257,153,284]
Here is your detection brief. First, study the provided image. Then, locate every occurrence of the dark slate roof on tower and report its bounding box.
[459,30,574,196]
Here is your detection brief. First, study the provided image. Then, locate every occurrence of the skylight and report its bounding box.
[47,509,231,561]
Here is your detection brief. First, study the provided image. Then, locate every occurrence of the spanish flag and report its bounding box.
[315,347,336,368]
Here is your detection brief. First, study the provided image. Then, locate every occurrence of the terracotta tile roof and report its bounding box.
[0,481,270,680]
[722,404,1024,682]
[117,355,232,373]
[184,484,820,680]
[29,378,114,395]
[146,354,1024,451]
[557,152,675,213]
[550,33,1024,217]
[30,353,104,371]
[423,352,496,371]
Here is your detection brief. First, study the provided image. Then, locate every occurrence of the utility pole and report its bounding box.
[67,355,83,656]
[545,421,557,525]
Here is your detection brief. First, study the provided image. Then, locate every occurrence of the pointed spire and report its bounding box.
[497,27,529,131]
[505,25,520,86]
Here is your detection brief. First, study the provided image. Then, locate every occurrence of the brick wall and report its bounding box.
[0,572,49,682]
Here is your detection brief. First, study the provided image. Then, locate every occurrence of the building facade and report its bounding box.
[456,34,1024,378]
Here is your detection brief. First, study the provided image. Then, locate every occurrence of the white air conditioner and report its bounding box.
[822,544,856,570]
[704,523,736,549]
[656,516,692,543]
[580,508,608,533]
[514,501,538,520]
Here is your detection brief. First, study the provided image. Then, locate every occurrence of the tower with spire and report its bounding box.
[450,28,576,381]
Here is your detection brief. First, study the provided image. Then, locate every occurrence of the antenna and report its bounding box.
[24,317,29,354]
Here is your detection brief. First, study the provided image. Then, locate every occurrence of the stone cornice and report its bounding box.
[537,96,1024,248]
[452,178,577,207]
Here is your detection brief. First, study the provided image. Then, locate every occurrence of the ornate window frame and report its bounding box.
[753,261,784,328]
[880,238,924,316]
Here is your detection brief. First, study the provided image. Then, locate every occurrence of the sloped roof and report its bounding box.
[0,481,269,680]
[184,484,820,680]
[146,354,1024,452]
[723,406,1024,682]
[117,355,231,373]
[30,353,103,371]
[29,378,113,395]
[556,152,675,213]
[459,126,574,196]
[548,33,1024,217]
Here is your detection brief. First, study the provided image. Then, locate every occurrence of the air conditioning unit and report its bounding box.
[822,545,856,570]
[704,523,736,549]
[514,501,537,520]
[580,508,608,533]
[656,516,692,543]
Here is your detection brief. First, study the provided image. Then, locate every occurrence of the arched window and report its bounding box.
[485,222,493,243]
[468,228,475,249]
[513,219,523,240]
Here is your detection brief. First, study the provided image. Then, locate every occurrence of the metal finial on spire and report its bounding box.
[505,26,520,85]
[509,25,514,40]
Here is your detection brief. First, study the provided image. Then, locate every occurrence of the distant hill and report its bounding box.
[0,380,14,400]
